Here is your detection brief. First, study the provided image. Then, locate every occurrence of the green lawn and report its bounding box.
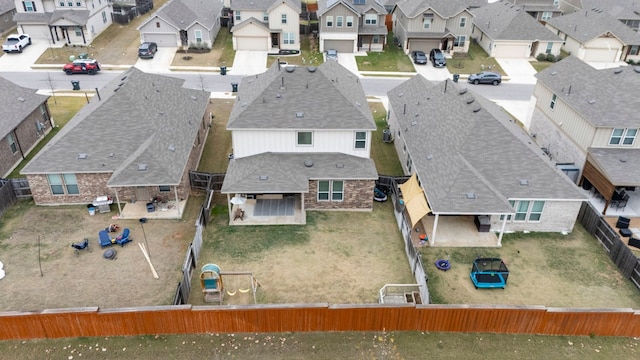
[356,33,415,72]
[267,34,323,67]
[7,96,88,178]
[369,102,403,176]
[447,42,504,75]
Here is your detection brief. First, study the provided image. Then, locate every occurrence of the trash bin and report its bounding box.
[71,80,80,90]
[78,53,88,59]
[453,74,460,83]
[87,205,96,216]
[220,66,227,75]
[231,82,238,92]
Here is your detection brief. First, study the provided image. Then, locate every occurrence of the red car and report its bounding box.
[63,59,101,75]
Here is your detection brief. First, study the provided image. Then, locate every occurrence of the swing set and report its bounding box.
[220,271,260,304]
[200,264,259,305]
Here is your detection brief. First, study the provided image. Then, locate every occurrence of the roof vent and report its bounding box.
[276,93,281,98]
[398,92,404,97]
[466,98,475,104]
[411,120,417,126]
[459,89,467,95]
[307,66,317,72]
[190,95,197,101]
[465,192,477,199]
[355,101,361,107]
[137,163,148,171]
[304,159,313,167]
[550,71,557,76]
[285,66,295,72]
[336,163,345,168]
[473,107,482,113]
[295,111,304,118]
[121,75,127,81]
[168,144,176,152]
[259,175,269,181]
[109,153,114,157]
[619,158,627,163]
[519,179,529,186]
[426,154,433,160]
[18,97,25,102]
[77,153,88,159]
[588,99,596,104]
[614,68,623,74]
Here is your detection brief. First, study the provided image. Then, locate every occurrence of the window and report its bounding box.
[48,174,64,195]
[156,21,160,28]
[553,0,559,5]
[354,131,366,149]
[326,16,333,27]
[281,13,287,24]
[159,185,171,192]
[235,11,241,21]
[500,200,516,221]
[512,200,545,222]
[365,14,377,25]
[550,94,557,109]
[529,201,544,222]
[76,1,81,6]
[23,1,36,11]
[75,26,82,36]
[406,154,412,173]
[195,30,202,42]
[423,18,431,29]
[453,35,466,47]
[514,201,530,221]
[459,17,466,28]
[59,1,65,6]
[317,180,343,201]
[297,131,312,146]
[373,35,380,44]
[541,11,552,21]
[346,16,353,27]
[7,133,17,154]
[63,174,79,194]
[283,32,294,44]
[630,45,639,56]
[102,11,106,23]
[68,1,73,6]
[609,128,638,145]
[336,16,343,27]
[545,42,553,54]
[263,12,268,21]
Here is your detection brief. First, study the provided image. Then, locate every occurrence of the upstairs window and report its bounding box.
[346,16,353,27]
[235,11,241,21]
[326,16,333,27]
[354,131,366,149]
[263,12,268,21]
[459,17,466,28]
[23,1,36,11]
[365,14,377,25]
[297,131,312,146]
[7,133,17,154]
[336,16,343,27]
[609,128,638,146]
[550,94,557,109]
[423,18,431,29]
[281,13,287,24]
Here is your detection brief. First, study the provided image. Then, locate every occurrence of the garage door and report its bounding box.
[583,48,617,62]
[143,33,178,47]
[493,43,530,58]
[236,37,268,50]
[324,40,354,53]
[408,39,440,53]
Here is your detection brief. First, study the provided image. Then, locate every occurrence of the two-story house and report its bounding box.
[0,0,17,35]
[504,0,562,23]
[391,0,475,55]
[230,0,301,51]
[221,61,378,225]
[545,10,640,64]
[528,56,640,214]
[471,0,563,58]
[0,76,51,178]
[560,0,640,32]
[387,75,585,246]
[13,0,113,45]
[317,0,388,53]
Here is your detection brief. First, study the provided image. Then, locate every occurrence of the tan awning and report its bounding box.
[399,174,431,228]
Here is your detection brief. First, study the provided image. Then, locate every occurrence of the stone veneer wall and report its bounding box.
[305,179,374,210]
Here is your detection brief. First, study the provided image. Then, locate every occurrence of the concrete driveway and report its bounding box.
[336,52,360,76]
[412,56,452,82]
[495,58,537,84]
[0,41,48,71]
[232,50,267,75]
[134,47,177,74]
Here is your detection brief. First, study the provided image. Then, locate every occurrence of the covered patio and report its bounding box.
[227,194,306,226]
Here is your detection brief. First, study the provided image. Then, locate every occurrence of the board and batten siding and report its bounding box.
[236,10,264,23]
[231,130,372,159]
[403,12,447,33]
[140,17,177,35]
[592,127,640,148]
[187,23,214,47]
[269,3,301,49]
[319,3,359,33]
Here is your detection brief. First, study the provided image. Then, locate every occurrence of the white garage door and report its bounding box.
[21,25,48,39]
[493,43,530,58]
[324,40,354,53]
[408,39,440,53]
[583,48,617,62]
[237,36,268,50]
[143,33,178,47]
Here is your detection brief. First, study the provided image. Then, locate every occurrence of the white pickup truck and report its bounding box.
[3,34,31,53]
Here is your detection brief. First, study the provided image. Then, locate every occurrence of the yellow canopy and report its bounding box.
[399,174,431,228]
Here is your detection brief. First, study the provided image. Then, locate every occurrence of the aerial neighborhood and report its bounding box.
[1,0,640,345]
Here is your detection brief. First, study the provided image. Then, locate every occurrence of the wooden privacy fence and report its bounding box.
[576,202,640,289]
[1,304,639,340]
[0,179,17,218]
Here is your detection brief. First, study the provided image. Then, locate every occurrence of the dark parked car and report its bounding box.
[325,49,338,62]
[429,48,446,67]
[138,42,158,59]
[411,50,427,65]
[468,71,502,85]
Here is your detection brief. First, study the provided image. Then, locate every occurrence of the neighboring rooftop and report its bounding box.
[317,0,387,16]
[545,9,640,44]
[230,0,301,11]
[393,0,476,18]
[472,0,562,41]
[0,77,49,138]
[138,0,223,30]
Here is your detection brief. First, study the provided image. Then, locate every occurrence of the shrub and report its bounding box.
[536,53,547,62]
[545,53,556,62]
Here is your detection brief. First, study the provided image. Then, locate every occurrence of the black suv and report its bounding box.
[429,48,446,67]
[138,42,158,59]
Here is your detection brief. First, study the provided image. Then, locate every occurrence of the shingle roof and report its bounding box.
[140,0,223,30]
[227,61,375,130]
[579,0,640,21]
[21,68,209,187]
[387,75,585,214]
[472,1,562,41]
[0,77,49,138]
[318,0,386,16]
[588,148,640,185]
[394,0,472,18]
[546,9,640,44]
[13,12,50,23]
[231,0,301,12]
[534,56,640,128]
[0,0,15,14]
[49,10,90,25]
[221,152,378,193]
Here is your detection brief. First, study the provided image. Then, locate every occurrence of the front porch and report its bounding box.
[229,196,306,225]
[411,214,500,248]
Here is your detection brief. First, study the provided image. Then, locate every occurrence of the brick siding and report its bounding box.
[0,104,51,177]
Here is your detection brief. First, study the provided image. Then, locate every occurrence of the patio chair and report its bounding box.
[99,230,114,248]
[616,216,630,229]
[114,228,132,246]
[616,194,629,210]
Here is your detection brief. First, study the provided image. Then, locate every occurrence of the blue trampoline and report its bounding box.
[470,258,509,289]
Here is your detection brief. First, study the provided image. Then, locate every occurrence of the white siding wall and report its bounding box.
[237,10,263,23]
[187,23,213,47]
[269,3,300,50]
[592,127,640,148]
[584,36,623,61]
[232,129,372,159]
[139,17,177,35]
[85,7,112,41]
[42,0,55,12]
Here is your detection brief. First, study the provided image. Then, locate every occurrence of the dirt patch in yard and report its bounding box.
[0,196,202,312]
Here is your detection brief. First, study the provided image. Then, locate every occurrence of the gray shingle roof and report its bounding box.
[472,1,562,41]
[49,10,90,25]
[588,147,640,185]
[546,9,640,44]
[0,77,49,138]
[579,0,640,21]
[394,0,472,18]
[318,0,386,16]
[227,61,376,131]
[21,68,209,187]
[13,12,50,24]
[534,56,640,128]
[0,0,15,14]
[143,0,223,30]
[231,0,301,12]
[387,75,585,214]
[221,152,378,193]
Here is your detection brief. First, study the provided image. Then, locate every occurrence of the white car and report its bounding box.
[325,49,338,62]
[3,34,31,53]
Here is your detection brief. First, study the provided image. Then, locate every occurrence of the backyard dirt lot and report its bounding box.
[0,197,202,312]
